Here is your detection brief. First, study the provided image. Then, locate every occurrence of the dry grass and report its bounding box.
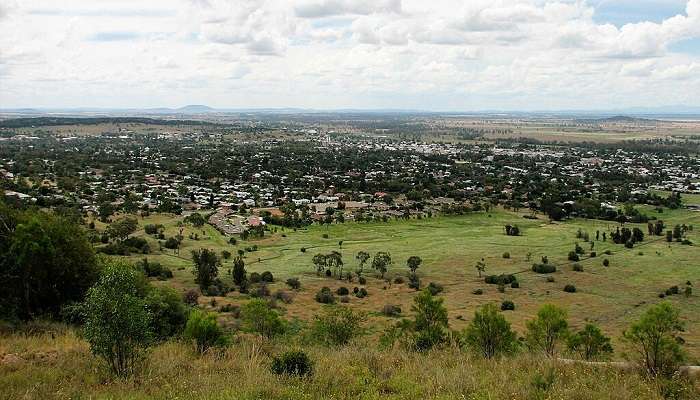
[2,328,696,400]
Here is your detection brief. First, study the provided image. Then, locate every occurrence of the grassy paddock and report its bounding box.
[1,329,696,400]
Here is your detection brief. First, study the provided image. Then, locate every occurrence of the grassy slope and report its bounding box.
[0,330,690,400]
[115,207,700,362]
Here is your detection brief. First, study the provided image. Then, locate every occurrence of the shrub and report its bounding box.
[564,284,577,293]
[145,287,188,340]
[408,274,421,290]
[241,299,285,337]
[567,251,580,262]
[183,309,229,353]
[356,288,368,298]
[312,305,366,346]
[546,277,555,283]
[572,264,583,272]
[501,300,515,311]
[624,303,686,377]
[382,304,402,317]
[510,281,520,289]
[393,276,405,284]
[426,282,443,295]
[567,323,613,361]
[83,262,152,377]
[590,251,597,258]
[164,237,180,249]
[315,287,336,304]
[339,295,350,303]
[274,290,294,304]
[472,289,483,295]
[218,304,240,316]
[603,258,610,267]
[485,274,517,284]
[249,272,262,283]
[358,276,367,285]
[336,286,349,295]
[182,289,200,306]
[261,271,274,283]
[502,252,510,259]
[532,264,556,274]
[463,303,518,358]
[271,350,313,376]
[286,278,301,290]
[525,304,569,356]
[665,285,679,296]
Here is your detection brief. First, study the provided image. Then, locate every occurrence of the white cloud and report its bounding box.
[0,0,699,110]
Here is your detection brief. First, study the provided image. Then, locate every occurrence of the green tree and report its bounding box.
[0,204,98,320]
[475,259,486,278]
[83,261,152,377]
[412,289,449,351]
[623,302,686,377]
[191,248,221,291]
[231,256,246,286]
[144,286,188,341]
[184,212,206,227]
[183,309,229,353]
[567,323,613,361]
[372,251,392,278]
[98,202,114,222]
[311,305,366,346]
[525,304,569,357]
[463,303,518,359]
[312,253,327,276]
[241,299,286,338]
[407,256,422,275]
[355,251,370,275]
[106,217,138,242]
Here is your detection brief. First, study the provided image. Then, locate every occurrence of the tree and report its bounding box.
[106,217,138,242]
[231,256,246,286]
[623,303,685,377]
[412,289,449,351]
[184,212,206,227]
[326,251,344,277]
[83,261,152,377]
[312,253,327,276]
[192,248,221,291]
[355,251,370,275]
[372,251,392,278]
[475,258,486,278]
[567,323,613,361]
[463,303,518,359]
[98,201,114,222]
[0,204,98,320]
[183,309,229,353]
[407,256,422,276]
[311,305,366,346]
[525,304,569,357]
[241,299,286,338]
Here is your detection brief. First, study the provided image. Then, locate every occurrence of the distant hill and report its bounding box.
[176,105,216,113]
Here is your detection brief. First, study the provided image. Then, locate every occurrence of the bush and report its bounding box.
[251,283,271,298]
[485,274,517,284]
[624,303,686,377]
[568,251,580,262]
[408,274,421,290]
[546,276,555,282]
[684,287,692,297]
[525,304,569,356]
[590,251,597,258]
[510,281,520,289]
[164,237,180,249]
[145,287,188,341]
[241,299,285,337]
[249,272,262,283]
[502,252,510,259]
[286,278,301,290]
[261,271,274,283]
[472,288,483,295]
[665,286,679,296]
[83,262,152,377]
[312,305,366,346]
[564,284,577,293]
[603,258,610,267]
[271,350,313,376]
[355,288,368,298]
[273,290,293,304]
[315,287,336,304]
[393,276,405,284]
[532,264,556,274]
[382,304,402,317]
[425,282,444,296]
[501,300,515,311]
[183,309,229,353]
[336,287,349,296]
[462,303,517,358]
[567,323,613,360]
[358,276,367,285]
[572,264,583,272]
[339,295,350,303]
[218,304,240,316]
[182,289,200,306]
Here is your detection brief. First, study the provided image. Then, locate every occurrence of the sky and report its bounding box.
[0,0,699,111]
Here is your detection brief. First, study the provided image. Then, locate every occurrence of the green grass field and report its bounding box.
[116,206,700,362]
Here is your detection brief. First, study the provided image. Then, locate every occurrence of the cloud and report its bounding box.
[295,0,401,18]
[86,31,145,42]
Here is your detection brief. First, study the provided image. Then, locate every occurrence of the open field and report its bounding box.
[114,207,700,361]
